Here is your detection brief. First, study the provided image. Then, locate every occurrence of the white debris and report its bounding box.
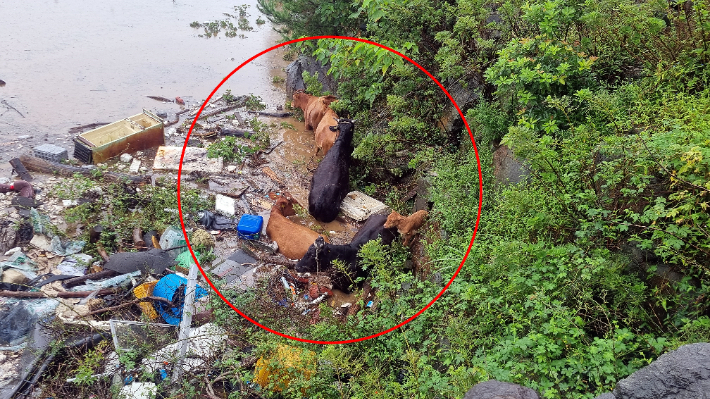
[120,153,133,163]
[215,194,236,216]
[340,191,390,221]
[120,382,157,399]
[129,158,141,174]
[142,323,227,373]
[3,247,21,256]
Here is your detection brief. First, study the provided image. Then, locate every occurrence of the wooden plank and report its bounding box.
[9,158,33,181]
[19,154,149,184]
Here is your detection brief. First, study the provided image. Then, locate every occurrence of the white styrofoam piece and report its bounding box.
[215,194,236,216]
[129,158,141,173]
[339,191,390,221]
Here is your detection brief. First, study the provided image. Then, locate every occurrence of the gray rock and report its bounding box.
[439,73,485,138]
[594,394,616,399]
[492,145,530,186]
[464,380,540,399]
[414,176,432,212]
[285,55,338,99]
[612,343,710,399]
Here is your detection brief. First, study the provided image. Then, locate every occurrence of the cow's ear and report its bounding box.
[329,125,338,132]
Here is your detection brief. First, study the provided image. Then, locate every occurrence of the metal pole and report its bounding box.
[171,261,198,382]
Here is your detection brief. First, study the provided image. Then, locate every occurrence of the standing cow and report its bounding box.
[308,118,356,223]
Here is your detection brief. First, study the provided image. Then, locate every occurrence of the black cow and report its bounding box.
[308,118,356,223]
[295,213,397,292]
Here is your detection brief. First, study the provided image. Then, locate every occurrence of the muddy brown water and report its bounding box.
[0,0,287,165]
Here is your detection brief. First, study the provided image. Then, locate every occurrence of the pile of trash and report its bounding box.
[0,89,399,398]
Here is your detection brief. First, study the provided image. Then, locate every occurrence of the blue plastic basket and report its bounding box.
[152,274,208,325]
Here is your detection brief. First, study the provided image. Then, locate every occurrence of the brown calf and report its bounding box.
[383,210,428,246]
[266,196,330,260]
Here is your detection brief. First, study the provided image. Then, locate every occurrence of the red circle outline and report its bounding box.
[177,36,482,345]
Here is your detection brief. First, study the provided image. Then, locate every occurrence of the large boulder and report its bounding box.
[612,343,710,399]
[439,74,486,142]
[463,380,541,399]
[285,55,338,100]
[492,145,530,186]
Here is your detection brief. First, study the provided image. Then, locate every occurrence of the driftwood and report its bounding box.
[19,154,150,185]
[195,104,241,120]
[0,288,120,299]
[1,100,24,118]
[234,112,246,127]
[67,123,109,135]
[80,296,173,318]
[63,270,120,289]
[247,110,293,117]
[133,227,145,249]
[164,108,191,127]
[9,158,33,181]
[241,243,296,267]
[219,127,255,137]
[96,244,110,262]
[147,95,173,102]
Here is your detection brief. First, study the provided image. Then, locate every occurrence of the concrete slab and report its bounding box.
[340,191,390,221]
[153,146,223,173]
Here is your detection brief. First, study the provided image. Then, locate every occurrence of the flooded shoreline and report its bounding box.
[0,0,289,163]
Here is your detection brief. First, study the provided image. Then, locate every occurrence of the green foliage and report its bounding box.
[485,35,598,131]
[301,70,325,97]
[73,341,108,386]
[190,5,255,38]
[256,0,359,39]
[245,94,266,110]
[217,1,710,398]
[207,135,260,163]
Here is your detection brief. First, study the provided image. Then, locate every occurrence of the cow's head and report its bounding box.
[383,211,405,229]
[329,118,357,131]
[295,236,327,273]
[274,196,296,216]
[292,90,310,110]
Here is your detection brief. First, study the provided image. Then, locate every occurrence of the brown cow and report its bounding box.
[292,90,337,130]
[314,108,339,155]
[383,210,429,246]
[266,196,330,260]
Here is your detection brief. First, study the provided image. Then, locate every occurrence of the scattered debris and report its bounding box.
[237,214,263,240]
[153,146,223,173]
[247,110,293,117]
[19,154,150,184]
[147,95,174,102]
[152,273,208,325]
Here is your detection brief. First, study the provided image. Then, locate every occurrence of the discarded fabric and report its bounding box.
[56,254,93,277]
[198,210,239,230]
[104,248,174,275]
